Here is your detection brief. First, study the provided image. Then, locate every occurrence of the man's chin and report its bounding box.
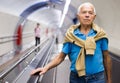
[83,23,92,26]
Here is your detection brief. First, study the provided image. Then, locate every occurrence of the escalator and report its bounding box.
[0,36,56,83]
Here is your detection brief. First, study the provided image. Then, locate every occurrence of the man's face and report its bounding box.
[77,5,96,26]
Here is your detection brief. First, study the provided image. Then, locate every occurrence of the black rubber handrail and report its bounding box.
[27,36,56,83]
[109,52,120,62]
[0,37,49,81]
[12,37,52,83]
[37,37,55,83]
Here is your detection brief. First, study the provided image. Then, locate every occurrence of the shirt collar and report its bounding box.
[74,28,95,36]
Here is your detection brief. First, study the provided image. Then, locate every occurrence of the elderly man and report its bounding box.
[31,2,111,83]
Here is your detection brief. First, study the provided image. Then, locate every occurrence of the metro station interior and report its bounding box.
[0,0,120,83]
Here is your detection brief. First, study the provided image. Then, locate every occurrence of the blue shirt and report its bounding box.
[62,28,108,75]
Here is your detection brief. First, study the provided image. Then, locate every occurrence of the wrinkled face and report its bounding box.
[77,5,96,26]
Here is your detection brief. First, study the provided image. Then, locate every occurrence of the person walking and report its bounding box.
[31,2,112,83]
[35,23,40,46]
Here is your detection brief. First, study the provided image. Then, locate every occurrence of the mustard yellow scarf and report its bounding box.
[64,23,108,76]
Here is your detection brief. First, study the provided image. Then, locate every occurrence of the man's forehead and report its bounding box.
[80,4,94,12]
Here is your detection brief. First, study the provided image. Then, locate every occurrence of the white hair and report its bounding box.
[77,2,96,15]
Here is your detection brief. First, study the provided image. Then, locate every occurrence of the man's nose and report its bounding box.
[85,15,89,18]
[85,13,90,18]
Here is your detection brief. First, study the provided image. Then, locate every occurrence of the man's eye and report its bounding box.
[89,12,94,14]
[82,11,86,14]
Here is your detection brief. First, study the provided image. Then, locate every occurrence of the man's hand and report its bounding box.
[30,67,48,75]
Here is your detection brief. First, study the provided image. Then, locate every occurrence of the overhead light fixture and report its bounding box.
[59,0,71,28]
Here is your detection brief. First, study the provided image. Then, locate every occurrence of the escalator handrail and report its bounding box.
[27,36,56,83]
[37,37,56,83]
[109,52,120,63]
[0,38,49,80]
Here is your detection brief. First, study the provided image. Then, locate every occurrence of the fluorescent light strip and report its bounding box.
[59,0,71,28]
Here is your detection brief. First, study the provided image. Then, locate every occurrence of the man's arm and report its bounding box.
[31,52,66,75]
[103,50,112,83]
[44,52,66,71]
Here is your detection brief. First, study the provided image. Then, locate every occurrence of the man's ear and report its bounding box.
[93,15,96,20]
[76,14,79,18]
[76,14,80,20]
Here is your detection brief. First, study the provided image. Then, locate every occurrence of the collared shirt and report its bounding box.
[62,28,108,75]
[35,27,40,37]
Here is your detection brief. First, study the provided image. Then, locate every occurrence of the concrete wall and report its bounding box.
[92,0,120,55]
[0,12,19,55]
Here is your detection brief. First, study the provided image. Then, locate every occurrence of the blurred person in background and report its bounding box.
[34,23,41,51]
